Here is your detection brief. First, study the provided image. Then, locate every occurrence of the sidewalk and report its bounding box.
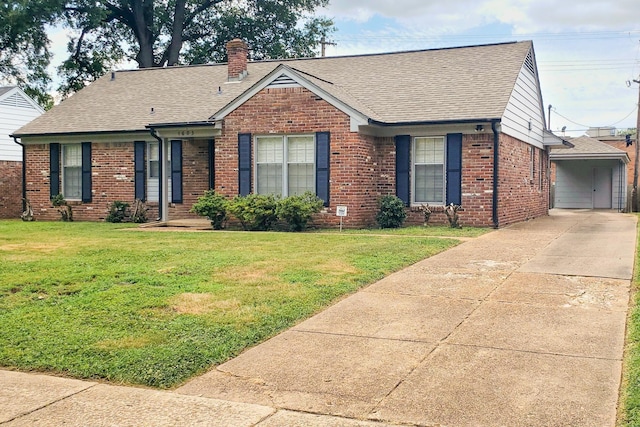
[1,209,636,426]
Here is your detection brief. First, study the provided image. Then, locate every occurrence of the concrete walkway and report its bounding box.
[1,209,636,426]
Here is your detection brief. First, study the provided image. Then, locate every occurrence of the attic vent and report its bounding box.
[266,74,300,89]
[0,92,35,110]
[524,49,536,76]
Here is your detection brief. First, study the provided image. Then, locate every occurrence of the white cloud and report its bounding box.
[318,0,640,134]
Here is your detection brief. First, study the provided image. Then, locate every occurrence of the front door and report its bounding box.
[593,167,612,209]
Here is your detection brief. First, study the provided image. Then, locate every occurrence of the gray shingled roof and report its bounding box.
[14,41,533,137]
[550,135,629,161]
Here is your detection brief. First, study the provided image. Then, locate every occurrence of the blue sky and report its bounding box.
[317,0,640,136]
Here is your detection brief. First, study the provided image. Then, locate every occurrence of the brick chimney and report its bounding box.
[226,38,248,81]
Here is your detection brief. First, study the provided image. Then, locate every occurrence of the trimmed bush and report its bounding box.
[276,191,324,231]
[376,195,407,228]
[190,190,229,230]
[228,193,279,231]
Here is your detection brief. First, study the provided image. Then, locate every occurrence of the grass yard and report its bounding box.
[621,217,640,426]
[0,220,477,389]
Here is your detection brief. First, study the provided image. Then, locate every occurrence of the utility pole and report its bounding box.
[631,75,640,211]
[320,37,336,57]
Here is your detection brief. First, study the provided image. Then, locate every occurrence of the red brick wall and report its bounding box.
[497,133,549,226]
[387,134,496,228]
[215,86,379,228]
[25,142,135,221]
[601,139,635,185]
[0,160,23,219]
[21,99,549,229]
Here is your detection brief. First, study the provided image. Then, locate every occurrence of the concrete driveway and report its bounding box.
[2,209,636,426]
[178,209,636,426]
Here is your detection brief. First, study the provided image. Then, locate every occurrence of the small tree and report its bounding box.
[276,191,323,231]
[190,190,229,230]
[376,195,406,228]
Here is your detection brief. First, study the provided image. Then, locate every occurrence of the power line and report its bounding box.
[551,106,638,130]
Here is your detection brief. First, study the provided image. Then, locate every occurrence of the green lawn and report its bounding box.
[621,217,640,426]
[0,220,478,389]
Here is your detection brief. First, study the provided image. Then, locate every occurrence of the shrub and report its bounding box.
[106,201,130,223]
[376,195,407,228]
[51,194,73,222]
[190,190,228,229]
[276,191,324,231]
[228,193,279,231]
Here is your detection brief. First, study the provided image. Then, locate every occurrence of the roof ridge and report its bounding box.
[110,40,530,75]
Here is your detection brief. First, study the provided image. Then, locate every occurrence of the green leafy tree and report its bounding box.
[57,0,334,97]
[1,0,333,100]
[0,0,58,108]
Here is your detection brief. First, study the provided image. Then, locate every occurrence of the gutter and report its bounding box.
[491,120,501,229]
[12,136,26,214]
[149,127,164,221]
[367,117,501,127]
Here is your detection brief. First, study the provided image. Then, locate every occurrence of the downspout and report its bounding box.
[12,136,26,214]
[491,120,501,228]
[149,127,163,221]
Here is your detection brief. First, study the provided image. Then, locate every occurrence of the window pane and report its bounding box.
[63,167,82,199]
[149,161,160,178]
[288,163,314,195]
[287,136,314,163]
[414,137,444,164]
[148,142,159,161]
[257,163,282,196]
[257,137,283,163]
[415,164,444,203]
[63,145,82,167]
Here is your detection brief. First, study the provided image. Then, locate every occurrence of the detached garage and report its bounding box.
[551,135,629,210]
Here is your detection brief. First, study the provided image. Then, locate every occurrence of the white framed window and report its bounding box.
[147,142,160,202]
[256,135,315,196]
[148,142,160,178]
[413,136,445,204]
[62,144,82,200]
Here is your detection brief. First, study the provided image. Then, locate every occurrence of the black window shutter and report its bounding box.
[50,143,60,198]
[134,141,146,201]
[170,140,183,203]
[238,133,251,196]
[208,139,215,190]
[446,133,463,205]
[315,131,330,207]
[81,142,92,203]
[395,135,411,206]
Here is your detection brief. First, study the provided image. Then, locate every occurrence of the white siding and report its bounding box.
[554,159,626,209]
[501,52,545,150]
[0,89,44,161]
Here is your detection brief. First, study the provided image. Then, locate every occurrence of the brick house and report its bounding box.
[0,86,44,219]
[12,40,566,228]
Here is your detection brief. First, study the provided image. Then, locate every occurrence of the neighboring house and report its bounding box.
[0,86,44,218]
[550,135,629,210]
[587,131,636,187]
[12,39,566,228]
